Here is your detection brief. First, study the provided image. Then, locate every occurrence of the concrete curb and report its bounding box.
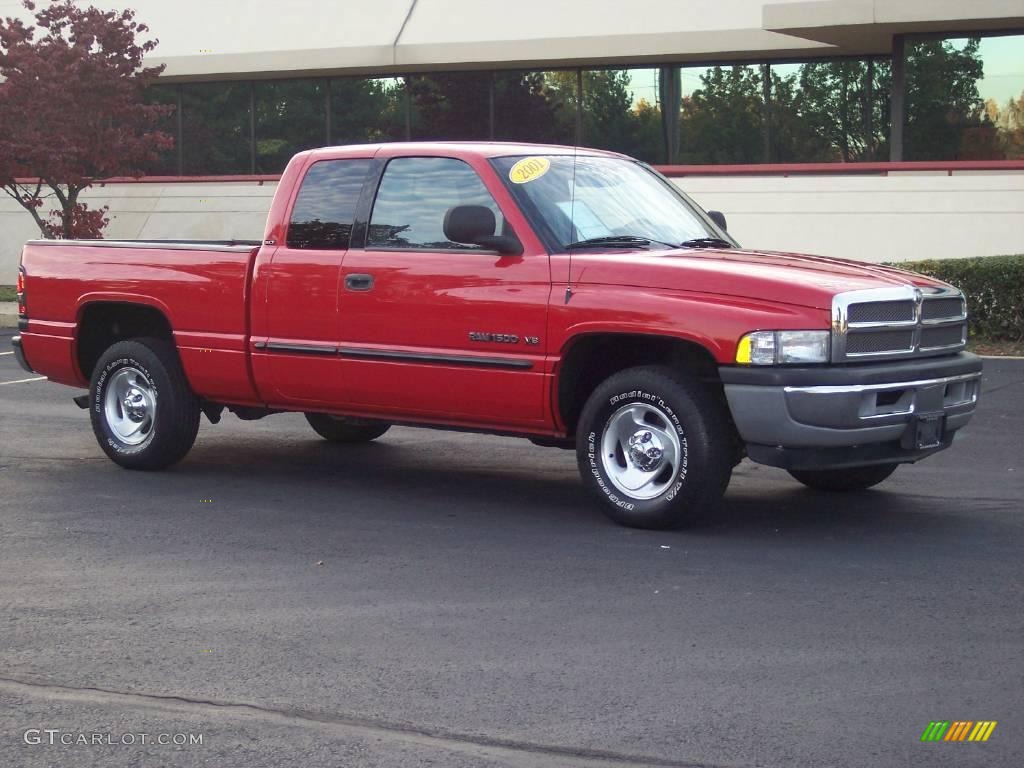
[0,301,17,329]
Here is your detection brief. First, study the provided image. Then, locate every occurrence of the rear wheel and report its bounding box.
[89,338,200,469]
[576,366,733,529]
[305,413,390,443]
[788,464,898,492]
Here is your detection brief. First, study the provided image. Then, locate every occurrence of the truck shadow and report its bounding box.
[170,431,994,544]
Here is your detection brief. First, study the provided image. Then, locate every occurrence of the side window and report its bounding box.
[287,159,371,249]
[367,157,504,250]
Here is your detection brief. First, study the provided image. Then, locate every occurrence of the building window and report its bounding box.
[581,68,664,163]
[330,77,406,145]
[409,72,491,140]
[676,65,765,164]
[770,59,891,162]
[367,157,502,250]
[286,159,372,250]
[905,34,1024,160]
[493,71,576,145]
[141,31,1021,178]
[255,79,327,174]
[181,82,252,174]
[142,84,180,175]
[977,34,1024,159]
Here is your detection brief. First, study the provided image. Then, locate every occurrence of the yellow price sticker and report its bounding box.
[509,157,551,184]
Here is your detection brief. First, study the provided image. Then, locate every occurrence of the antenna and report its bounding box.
[565,143,578,304]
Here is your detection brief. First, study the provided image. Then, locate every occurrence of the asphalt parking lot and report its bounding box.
[1,328,1021,768]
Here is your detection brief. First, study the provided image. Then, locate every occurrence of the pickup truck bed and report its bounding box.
[18,239,263,405]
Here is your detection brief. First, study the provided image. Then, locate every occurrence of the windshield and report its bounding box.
[491,154,732,252]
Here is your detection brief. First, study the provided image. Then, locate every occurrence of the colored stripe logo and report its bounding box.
[921,721,997,742]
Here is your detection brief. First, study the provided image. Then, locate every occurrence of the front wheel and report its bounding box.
[576,366,734,529]
[305,413,390,443]
[89,338,200,470]
[788,464,898,492]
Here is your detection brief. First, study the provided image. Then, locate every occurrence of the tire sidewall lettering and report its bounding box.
[94,356,159,455]
[595,389,688,508]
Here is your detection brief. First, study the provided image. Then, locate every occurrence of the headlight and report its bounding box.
[735,330,830,365]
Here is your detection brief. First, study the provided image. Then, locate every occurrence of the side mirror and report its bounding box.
[707,210,728,232]
[444,205,522,255]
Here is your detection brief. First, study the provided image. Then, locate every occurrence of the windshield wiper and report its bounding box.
[565,235,679,251]
[565,235,652,250]
[678,237,733,249]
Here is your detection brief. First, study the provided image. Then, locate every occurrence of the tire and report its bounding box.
[304,413,390,443]
[788,464,898,492]
[576,366,733,529]
[89,338,200,470]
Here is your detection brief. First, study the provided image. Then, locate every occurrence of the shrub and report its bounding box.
[890,254,1024,341]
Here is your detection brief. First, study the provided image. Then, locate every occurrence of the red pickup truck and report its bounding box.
[12,142,982,528]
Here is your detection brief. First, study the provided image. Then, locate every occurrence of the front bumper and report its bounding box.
[11,334,34,373]
[720,352,983,470]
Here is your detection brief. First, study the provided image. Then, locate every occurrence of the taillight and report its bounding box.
[16,265,26,316]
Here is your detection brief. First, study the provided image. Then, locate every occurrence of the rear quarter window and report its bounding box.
[287,159,372,249]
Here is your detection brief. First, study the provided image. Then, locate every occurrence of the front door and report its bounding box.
[338,155,550,428]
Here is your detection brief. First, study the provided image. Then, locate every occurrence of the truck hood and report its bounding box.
[571,248,950,310]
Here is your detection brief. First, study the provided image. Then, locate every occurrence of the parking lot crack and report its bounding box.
[982,376,1024,395]
[0,675,735,768]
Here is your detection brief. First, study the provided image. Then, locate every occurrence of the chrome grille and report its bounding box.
[848,301,915,324]
[846,329,915,354]
[921,297,966,321]
[832,286,968,362]
[921,324,966,349]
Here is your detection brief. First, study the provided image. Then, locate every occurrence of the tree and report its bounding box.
[408,73,489,140]
[254,80,327,173]
[331,78,405,145]
[581,70,633,149]
[989,92,1024,159]
[790,60,890,161]
[494,71,570,144]
[679,66,764,164]
[904,38,993,160]
[0,0,171,238]
[632,98,665,163]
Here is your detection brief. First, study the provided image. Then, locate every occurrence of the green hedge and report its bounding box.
[890,254,1024,341]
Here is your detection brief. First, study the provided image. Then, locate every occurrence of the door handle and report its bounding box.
[344,273,374,292]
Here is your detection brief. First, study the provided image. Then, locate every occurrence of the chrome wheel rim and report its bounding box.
[103,367,156,446]
[600,403,683,500]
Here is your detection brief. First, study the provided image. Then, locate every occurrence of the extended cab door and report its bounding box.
[257,157,372,405]
[337,154,550,428]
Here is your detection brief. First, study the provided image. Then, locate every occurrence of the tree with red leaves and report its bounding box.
[0,0,171,238]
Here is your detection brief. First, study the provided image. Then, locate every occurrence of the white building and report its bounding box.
[2,0,1023,276]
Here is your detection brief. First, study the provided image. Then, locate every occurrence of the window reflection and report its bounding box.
[144,32,1023,174]
[409,72,490,140]
[331,77,407,144]
[494,71,576,145]
[142,84,179,175]
[182,82,252,174]
[287,159,371,249]
[582,68,664,163]
[255,80,327,173]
